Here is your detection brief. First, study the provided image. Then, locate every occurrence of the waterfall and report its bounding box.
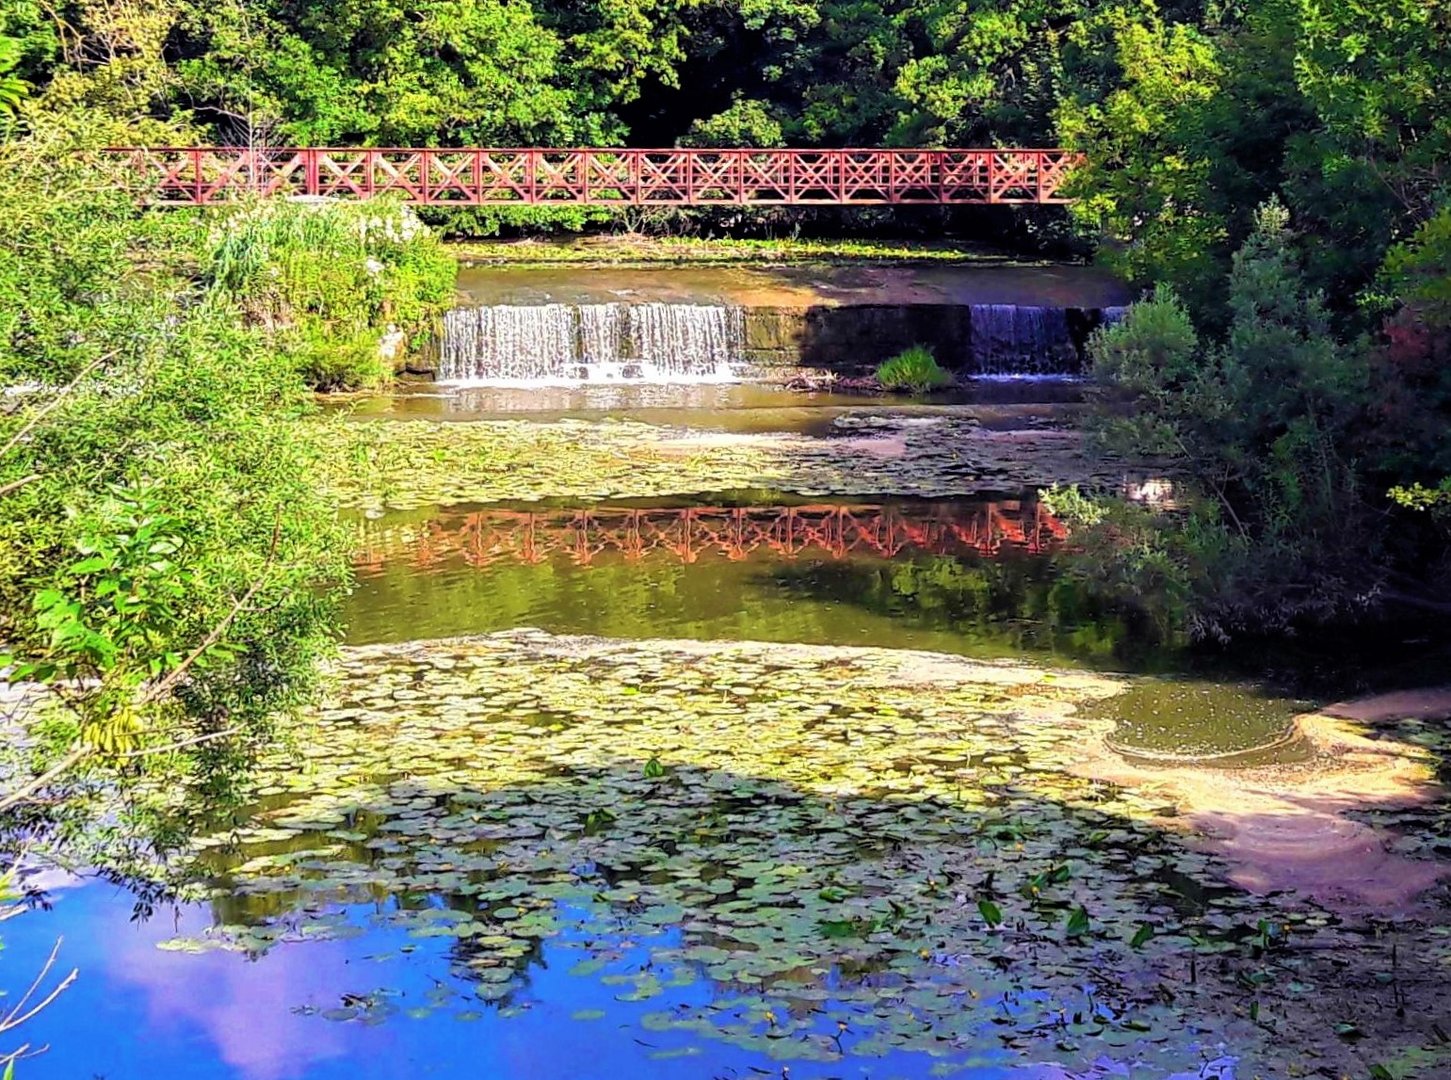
[437,301,746,384]
[968,305,1080,377]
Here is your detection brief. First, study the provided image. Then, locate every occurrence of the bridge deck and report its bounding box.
[110,147,1082,206]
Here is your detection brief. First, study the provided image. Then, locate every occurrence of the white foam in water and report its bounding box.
[438,301,746,385]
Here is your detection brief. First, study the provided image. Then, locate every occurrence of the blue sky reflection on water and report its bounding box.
[5,881,1235,1080]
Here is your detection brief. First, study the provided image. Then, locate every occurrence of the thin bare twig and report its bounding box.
[0,937,76,1034]
[0,745,94,815]
[0,969,76,1035]
[0,716,249,812]
[139,519,282,707]
[2,937,59,1029]
[0,474,40,498]
[113,725,243,759]
[0,1043,33,1068]
[0,353,114,463]
[0,935,73,1062]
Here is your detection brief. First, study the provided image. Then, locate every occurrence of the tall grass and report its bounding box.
[205,198,456,390]
[875,345,953,392]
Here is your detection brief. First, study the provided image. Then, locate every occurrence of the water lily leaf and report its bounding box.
[1065,907,1090,938]
[977,900,1003,928]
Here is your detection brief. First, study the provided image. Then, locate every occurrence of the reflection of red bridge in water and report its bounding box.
[356,502,1067,572]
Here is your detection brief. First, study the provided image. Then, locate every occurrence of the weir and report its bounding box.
[433,298,1128,384]
[426,264,1134,386]
[437,301,747,383]
[969,304,1072,375]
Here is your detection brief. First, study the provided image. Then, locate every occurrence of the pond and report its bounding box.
[7,370,1451,1079]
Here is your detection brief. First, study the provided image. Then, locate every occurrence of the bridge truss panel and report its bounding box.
[110,147,1084,206]
[354,502,1069,574]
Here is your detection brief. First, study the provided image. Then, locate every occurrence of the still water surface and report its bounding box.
[4,389,1387,1080]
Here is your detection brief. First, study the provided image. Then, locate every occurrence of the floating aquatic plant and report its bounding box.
[317,417,1129,511]
[140,632,1451,1077]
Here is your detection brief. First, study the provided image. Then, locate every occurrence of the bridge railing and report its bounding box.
[106,147,1084,206]
[355,502,1069,571]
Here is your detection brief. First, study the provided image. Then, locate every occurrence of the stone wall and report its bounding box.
[742,304,1107,374]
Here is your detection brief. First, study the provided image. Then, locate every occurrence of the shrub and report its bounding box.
[875,345,953,392]
[0,125,348,843]
[1073,202,1384,639]
[204,198,456,390]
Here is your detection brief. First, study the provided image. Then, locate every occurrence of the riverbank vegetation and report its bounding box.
[206,199,456,389]
[0,128,448,861]
[1055,194,1451,641]
[874,345,952,393]
[452,236,1046,266]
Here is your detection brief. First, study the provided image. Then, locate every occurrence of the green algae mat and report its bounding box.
[319,417,1130,510]
[162,632,1451,1078]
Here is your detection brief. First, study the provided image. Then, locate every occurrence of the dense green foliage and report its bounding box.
[0,32,23,112]
[0,131,357,840]
[874,345,952,393]
[206,199,456,388]
[1055,200,1451,638]
[1061,1,1449,325]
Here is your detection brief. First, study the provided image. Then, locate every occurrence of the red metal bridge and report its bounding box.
[111,147,1082,207]
[355,501,1067,572]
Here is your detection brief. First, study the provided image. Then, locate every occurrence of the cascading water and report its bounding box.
[437,302,746,385]
[968,305,1080,377]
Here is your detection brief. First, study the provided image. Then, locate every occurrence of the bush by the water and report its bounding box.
[0,125,349,846]
[875,346,953,393]
[1062,201,1451,639]
[205,199,457,390]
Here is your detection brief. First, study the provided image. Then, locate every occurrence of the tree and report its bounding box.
[0,126,346,837]
[1369,203,1451,540]
[1294,0,1451,224]
[177,0,594,146]
[1056,10,1235,316]
[1082,202,1377,636]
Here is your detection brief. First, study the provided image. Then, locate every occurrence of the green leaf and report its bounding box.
[977,899,1003,927]
[1130,922,1154,949]
[1065,906,1090,937]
